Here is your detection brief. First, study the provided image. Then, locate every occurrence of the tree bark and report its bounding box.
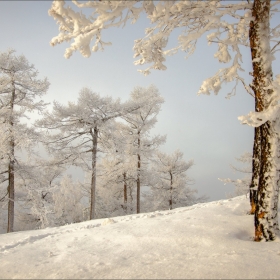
[7,78,15,233]
[136,132,141,214]
[129,185,133,213]
[255,122,278,241]
[250,0,279,241]
[169,172,173,210]
[123,172,127,213]
[90,127,98,220]
[7,146,15,233]
[248,1,262,216]
[274,136,280,231]
[249,126,261,215]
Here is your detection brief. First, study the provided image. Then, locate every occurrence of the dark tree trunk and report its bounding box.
[169,172,173,210]
[255,122,277,241]
[7,151,15,233]
[129,185,133,213]
[123,172,127,213]
[249,0,279,241]
[7,79,15,233]
[249,126,261,215]
[90,127,98,220]
[248,1,262,216]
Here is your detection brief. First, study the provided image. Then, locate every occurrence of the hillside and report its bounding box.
[0,195,280,279]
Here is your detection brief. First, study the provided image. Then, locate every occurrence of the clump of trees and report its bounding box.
[49,0,280,241]
[0,49,203,233]
[36,87,142,220]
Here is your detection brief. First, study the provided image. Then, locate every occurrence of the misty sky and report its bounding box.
[1,1,279,201]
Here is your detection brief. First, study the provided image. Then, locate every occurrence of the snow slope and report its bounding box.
[1,195,280,279]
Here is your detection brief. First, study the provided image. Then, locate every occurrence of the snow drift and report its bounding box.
[0,195,280,279]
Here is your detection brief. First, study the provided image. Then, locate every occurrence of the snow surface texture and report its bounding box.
[0,195,280,279]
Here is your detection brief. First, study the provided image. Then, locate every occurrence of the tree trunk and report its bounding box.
[136,132,141,214]
[169,172,173,210]
[248,1,262,216]
[7,149,15,233]
[7,79,15,233]
[255,123,278,241]
[250,0,279,241]
[90,127,98,220]
[129,185,133,213]
[249,126,261,215]
[123,172,127,213]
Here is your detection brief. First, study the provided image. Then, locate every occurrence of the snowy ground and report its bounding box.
[1,195,280,279]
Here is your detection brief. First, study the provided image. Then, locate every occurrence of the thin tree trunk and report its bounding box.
[129,185,133,213]
[90,127,98,220]
[250,0,279,241]
[136,132,141,214]
[7,147,15,233]
[7,79,15,233]
[123,172,127,213]
[169,172,173,210]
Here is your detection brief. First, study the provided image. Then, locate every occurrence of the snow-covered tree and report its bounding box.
[144,150,206,212]
[95,156,136,218]
[49,0,280,241]
[219,152,252,198]
[93,85,165,217]
[37,87,141,220]
[51,174,86,226]
[95,132,137,217]
[121,85,165,213]
[19,161,65,230]
[0,49,49,232]
[1,160,64,232]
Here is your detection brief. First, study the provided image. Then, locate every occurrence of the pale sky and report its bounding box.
[1,1,279,201]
